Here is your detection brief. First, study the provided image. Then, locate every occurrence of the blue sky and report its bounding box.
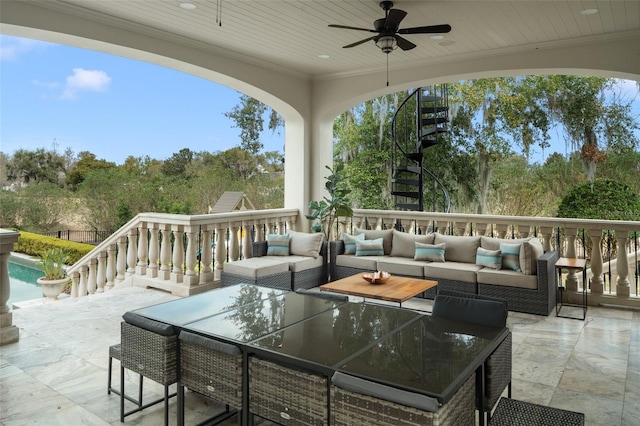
[1,35,637,165]
[0,35,285,164]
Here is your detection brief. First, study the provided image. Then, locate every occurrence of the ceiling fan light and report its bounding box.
[376,35,397,53]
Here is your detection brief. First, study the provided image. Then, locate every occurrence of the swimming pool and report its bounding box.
[7,257,45,306]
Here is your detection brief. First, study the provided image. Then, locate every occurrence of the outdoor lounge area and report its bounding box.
[0,283,638,425]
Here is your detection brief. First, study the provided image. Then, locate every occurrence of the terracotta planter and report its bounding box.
[36,277,68,300]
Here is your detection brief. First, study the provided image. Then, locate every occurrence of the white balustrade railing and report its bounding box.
[64,208,639,308]
[66,209,298,297]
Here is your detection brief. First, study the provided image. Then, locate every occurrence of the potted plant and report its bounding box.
[306,165,353,239]
[36,247,70,300]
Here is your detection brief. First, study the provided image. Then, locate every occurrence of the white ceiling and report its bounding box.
[18,0,640,80]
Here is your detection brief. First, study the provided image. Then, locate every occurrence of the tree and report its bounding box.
[224,94,283,154]
[161,148,195,179]
[557,178,640,221]
[66,152,116,188]
[15,181,71,232]
[7,148,66,185]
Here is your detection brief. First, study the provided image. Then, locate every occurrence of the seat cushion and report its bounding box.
[223,257,290,278]
[424,262,481,283]
[336,254,386,270]
[377,257,429,277]
[477,268,538,289]
[434,234,481,263]
[262,255,323,273]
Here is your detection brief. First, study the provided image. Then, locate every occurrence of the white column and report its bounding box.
[215,225,226,274]
[87,258,97,294]
[616,233,630,297]
[184,228,198,286]
[229,224,240,261]
[106,244,116,290]
[70,271,79,297]
[79,265,88,296]
[242,224,252,259]
[565,228,579,292]
[200,228,213,284]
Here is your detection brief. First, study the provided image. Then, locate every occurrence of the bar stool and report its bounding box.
[107,343,142,406]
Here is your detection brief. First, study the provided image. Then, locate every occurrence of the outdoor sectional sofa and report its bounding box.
[221,230,328,291]
[330,228,559,316]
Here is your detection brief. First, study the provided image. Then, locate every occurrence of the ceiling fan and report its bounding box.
[328,1,451,54]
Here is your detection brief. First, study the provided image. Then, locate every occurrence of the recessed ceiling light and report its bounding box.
[318,54,330,59]
[180,3,196,10]
[430,35,445,41]
[580,8,598,15]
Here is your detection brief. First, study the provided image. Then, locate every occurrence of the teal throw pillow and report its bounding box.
[355,238,384,256]
[500,242,522,271]
[476,247,502,269]
[414,242,446,262]
[267,233,290,256]
[342,232,365,255]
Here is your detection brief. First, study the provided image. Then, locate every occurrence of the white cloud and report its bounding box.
[0,35,52,61]
[61,68,111,100]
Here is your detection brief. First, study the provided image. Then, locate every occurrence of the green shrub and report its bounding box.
[557,178,640,221]
[13,231,95,265]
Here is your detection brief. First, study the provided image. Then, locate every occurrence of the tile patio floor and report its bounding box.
[1,285,638,425]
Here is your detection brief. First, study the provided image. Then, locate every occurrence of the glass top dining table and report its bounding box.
[128,283,508,420]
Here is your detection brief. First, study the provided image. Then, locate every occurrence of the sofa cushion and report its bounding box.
[223,257,290,278]
[335,254,385,270]
[414,242,445,262]
[354,228,393,255]
[500,243,522,272]
[263,255,323,273]
[481,236,531,251]
[389,230,435,258]
[377,257,429,277]
[266,233,290,256]
[342,232,365,255]
[477,268,538,289]
[424,262,481,283]
[476,247,502,270]
[520,239,544,275]
[288,230,324,258]
[434,234,481,263]
[356,238,384,256]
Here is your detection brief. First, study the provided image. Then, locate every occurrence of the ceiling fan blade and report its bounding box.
[395,35,417,51]
[384,9,407,30]
[328,24,377,33]
[343,36,376,48]
[398,24,452,35]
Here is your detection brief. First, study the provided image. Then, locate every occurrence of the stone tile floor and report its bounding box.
[1,285,638,425]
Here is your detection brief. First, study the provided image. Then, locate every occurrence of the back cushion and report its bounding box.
[433,234,481,263]
[288,230,324,258]
[389,230,435,258]
[480,236,531,251]
[520,239,544,275]
[354,228,393,255]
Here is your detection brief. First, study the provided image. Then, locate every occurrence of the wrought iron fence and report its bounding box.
[40,230,109,245]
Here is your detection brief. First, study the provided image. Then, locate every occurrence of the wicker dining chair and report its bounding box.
[120,312,178,426]
[330,371,476,425]
[178,331,243,426]
[432,291,511,426]
[107,343,142,406]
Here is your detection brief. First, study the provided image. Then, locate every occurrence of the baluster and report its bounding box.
[116,236,127,282]
[96,252,106,293]
[106,244,116,290]
[215,225,226,275]
[184,229,197,285]
[79,265,88,296]
[589,229,604,294]
[455,222,467,236]
[171,228,184,283]
[616,233,630,297]
[147,226,159,278]
[87,257,97,294]
[476,223,488,236]
[242,224,252,259]
[540,227,554,252]
[136,224,148,275]
[70,271,79,298]
[254,221,264,242]
[229,224,240,261]
[495,224,508,239]
[159,226,171,280]
[126,228,137,276]
[200,228,213,284]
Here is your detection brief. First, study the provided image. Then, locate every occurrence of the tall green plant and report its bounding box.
[37,247,69,280]
[305,165,353,239]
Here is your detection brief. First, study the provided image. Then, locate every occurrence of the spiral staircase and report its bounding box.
[391,85,451,212]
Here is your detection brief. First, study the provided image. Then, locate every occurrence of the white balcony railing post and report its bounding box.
[96,251,106,293]
[126,228,137,276]
[200,228,213,284]
[87,257,97,294]
[147,226,159,278]
[215,224,226,274]
[116,236,127,283]
[616,234,630,297]
[136,223,148,276]
[79,265,88,296]
[589,229,604,294]
[565,228,579,292]
[106,244,116,290]
[184,228,198,286]
[171,227,184,284]
[242,224,252,259]
[159,225,171,280]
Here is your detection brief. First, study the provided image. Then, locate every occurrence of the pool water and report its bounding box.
[7,260,45,306]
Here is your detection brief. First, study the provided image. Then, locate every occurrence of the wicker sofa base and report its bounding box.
[330,373,475,426]
[292,266,328,290]
[220,270,292,291]
[249,357,328,425]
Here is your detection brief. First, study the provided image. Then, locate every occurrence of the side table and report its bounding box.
[555,257,587,320]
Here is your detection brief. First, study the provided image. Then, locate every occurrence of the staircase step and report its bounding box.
[420,127,446,137]
[421,117,449,126]
[391,191,420,198]
[395,166,421,174]
[420,106,449,113]
[396,203,421,211]
[392,178,420,186]
[406,152,423,161]
[421,139,439,149]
